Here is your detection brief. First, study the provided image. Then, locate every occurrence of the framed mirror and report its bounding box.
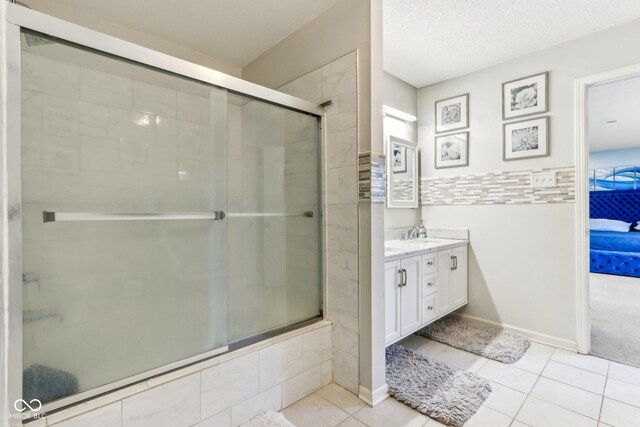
[387,135,418,208]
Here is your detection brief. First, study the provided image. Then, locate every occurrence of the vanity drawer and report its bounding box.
[422,253,437,274]
[422,294,438,324]
[421,274,437,296]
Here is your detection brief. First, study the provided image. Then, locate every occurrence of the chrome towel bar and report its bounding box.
[42,210,313,223]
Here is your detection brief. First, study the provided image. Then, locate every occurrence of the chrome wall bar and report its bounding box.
[42,211,314,223]
[42,211,226,223]
[227,211,314,218]
[5,4,325,117]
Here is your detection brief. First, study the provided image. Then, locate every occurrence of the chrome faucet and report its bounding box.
[407,226,419,240]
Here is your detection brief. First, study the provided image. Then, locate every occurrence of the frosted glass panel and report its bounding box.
[21,35,227,403]
[227,94,321,342]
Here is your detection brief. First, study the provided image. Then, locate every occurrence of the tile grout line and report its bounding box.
[597,360,611,424]
[510,345,555,425]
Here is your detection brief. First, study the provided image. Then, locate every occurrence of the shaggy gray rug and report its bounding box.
[386,344,491,427]
[416,316,530,363]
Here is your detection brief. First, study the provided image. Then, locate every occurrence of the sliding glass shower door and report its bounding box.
[18,30,322,410]
[21,33,229,404]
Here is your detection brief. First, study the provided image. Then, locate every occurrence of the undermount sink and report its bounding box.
[384,238,447,253]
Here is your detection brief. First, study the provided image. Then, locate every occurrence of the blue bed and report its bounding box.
[590,189,640,277]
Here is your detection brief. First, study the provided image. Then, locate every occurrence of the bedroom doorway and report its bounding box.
[576,66,640,366]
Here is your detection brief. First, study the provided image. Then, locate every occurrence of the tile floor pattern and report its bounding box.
[283,334,640,427]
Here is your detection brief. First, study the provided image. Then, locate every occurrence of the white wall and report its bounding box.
[383,72,420,231]
[418,17,640,346]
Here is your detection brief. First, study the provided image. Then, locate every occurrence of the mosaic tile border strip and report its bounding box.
[359,152,386,203]
[420,166,575,205]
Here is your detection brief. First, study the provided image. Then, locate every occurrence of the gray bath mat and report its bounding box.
[416,315,530,363]
[386,344,491,427]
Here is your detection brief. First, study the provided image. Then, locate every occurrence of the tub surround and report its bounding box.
[33,321,332,427]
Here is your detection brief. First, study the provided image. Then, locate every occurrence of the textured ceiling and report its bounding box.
[384,0,640,88]
[589,76,640,152]
[23,0,337,67]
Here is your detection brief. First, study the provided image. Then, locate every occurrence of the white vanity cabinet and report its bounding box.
[384,255,422,343]
[385,243,468,346]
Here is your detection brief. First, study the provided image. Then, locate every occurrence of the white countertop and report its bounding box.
[384,237,468,261]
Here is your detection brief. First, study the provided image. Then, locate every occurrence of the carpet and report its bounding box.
[416,315,530,363]
[590,273,640,367]
[240,410,296,427]
[386,344,491,427]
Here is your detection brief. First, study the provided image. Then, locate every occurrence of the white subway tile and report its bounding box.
[259,336,304,391]
[302,326,332,370]
[200,352,259,419]
[282,365,322,407]
[48,403,121,427]
[230,385,281,426]
[177,92,209,124]
[122,374,199,427]
[81,68,133,109]
[133,81,177,118]
[22,52,80,99]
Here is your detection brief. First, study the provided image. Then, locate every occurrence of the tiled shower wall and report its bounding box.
[226,96,321,342]
[21,49,229,391]
[279,51,360,393]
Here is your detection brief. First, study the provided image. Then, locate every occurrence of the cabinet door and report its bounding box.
[384,260,401,344]
[451,245,468,308]
[400,255,422,335]
[436,249,453,316]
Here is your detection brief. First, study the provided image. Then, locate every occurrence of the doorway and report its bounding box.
[576,65,640,366]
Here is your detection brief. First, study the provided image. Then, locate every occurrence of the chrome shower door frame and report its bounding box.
[4,4,325,423]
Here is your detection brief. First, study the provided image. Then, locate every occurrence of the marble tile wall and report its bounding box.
[279,51,360,393]
[420,166,576,205]
[39,323,332,427]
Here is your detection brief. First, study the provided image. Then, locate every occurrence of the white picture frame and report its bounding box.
[435,93,469,134]
[502,72,548,120]
[503,116,549,161]
[435,132,469,169]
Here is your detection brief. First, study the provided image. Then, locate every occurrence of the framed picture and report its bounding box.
[435,132,469,169]
[435,93,469,133]
[503,116,549,161]
[502,72,548,120]
[392,144,407,173]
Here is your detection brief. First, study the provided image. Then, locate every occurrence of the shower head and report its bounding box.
[10,0,56,47]
[24,33,55,47]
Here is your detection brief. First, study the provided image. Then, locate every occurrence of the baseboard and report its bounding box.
[455,313,578,352]
[358,384,389,406]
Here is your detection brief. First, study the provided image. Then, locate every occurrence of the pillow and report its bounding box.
[590,218,632,232]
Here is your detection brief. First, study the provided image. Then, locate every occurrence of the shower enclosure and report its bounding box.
[5,5,324,419]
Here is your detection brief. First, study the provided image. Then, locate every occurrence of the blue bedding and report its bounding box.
[590,230,640,252]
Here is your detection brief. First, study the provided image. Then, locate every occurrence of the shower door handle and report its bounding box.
[43,211,226,223]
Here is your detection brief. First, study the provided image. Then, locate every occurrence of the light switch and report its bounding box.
[531,171,557,188]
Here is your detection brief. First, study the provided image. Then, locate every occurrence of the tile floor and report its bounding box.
[282,334,640,427]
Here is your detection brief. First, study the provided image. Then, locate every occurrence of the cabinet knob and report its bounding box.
[427,282,434,287]
[427,261,433,266]
[427,306,433,310]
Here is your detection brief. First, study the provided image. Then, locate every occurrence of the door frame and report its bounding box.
[574,63,640,354]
